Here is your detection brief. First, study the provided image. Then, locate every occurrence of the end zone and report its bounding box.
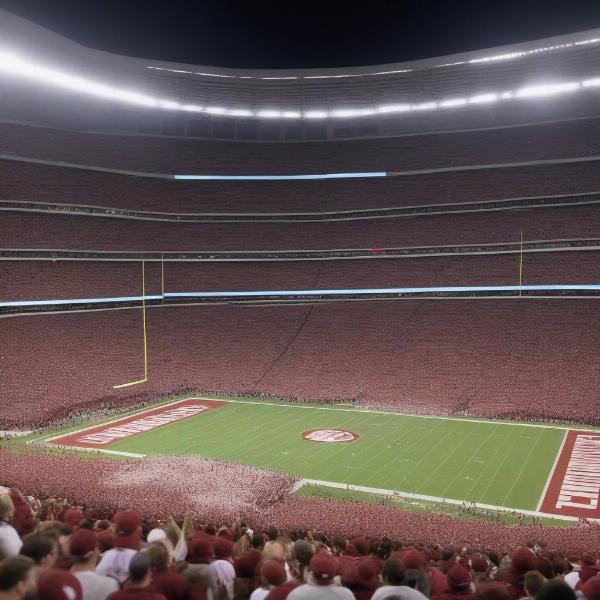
[46,398,225,449]
[539,430,600,519]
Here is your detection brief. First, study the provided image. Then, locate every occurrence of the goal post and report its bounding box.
[113,261,148,389]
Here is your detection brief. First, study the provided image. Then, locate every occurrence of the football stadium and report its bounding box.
[3,3,600,599]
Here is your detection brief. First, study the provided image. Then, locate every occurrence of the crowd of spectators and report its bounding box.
[5,156,600,215]
[3,205,599,253]
[4,252,600,304]
[2,485,600,600]
[3,300,600,432]
[3,450,600,555]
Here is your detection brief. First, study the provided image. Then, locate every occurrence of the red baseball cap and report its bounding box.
[38,570,82,600]
[69,529,97,558]
[112,510,142,550]
[310,552,337,586]
[448,565,472,590]
[213,537,234,560]
[583,577,600,600]
[63,509,85,529]
[470,555,488,574]
[261,560,287,587]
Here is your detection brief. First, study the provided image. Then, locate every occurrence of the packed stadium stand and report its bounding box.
[2,205,599,251]
[4,10,600,569]
[2,253,600,302]
[3,300,600,430]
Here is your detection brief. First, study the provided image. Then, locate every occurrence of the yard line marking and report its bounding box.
[415,422,484,492]
[96,449,147,457]
[439,423,502,499]
[537,428,569,512]
[464,426,520,500]
[38,443,146,458]
[320,415,412,484]
[296,478,582,521]
[344,416,420,485]
[376,421,462,487]
[500,428,545,507]
[477,426,526,503]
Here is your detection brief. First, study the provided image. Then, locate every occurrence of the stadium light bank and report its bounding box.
[1,49,600,120]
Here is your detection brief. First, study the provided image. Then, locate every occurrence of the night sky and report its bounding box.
[2,0,600,69]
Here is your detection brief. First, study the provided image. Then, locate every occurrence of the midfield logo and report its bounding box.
[302,429,359,443]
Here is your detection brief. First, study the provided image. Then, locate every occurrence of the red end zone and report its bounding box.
[540,430,600,519]
[48,399,225,448]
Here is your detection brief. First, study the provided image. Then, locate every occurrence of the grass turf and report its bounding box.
[107,400,565,512]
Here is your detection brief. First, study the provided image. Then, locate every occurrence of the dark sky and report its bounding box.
[3,0,600,69]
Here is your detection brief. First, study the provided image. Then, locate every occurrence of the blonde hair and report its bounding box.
[0,493,15,522]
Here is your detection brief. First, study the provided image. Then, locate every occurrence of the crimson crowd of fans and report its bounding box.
[3,450,600,555]
[2,485,600,600]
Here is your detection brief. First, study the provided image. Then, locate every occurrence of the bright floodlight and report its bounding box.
[1,48,600,121]
[229,108,254,117]
[158,100,180,110]
[377,104,411,114]
[182,103,204,112]
[413,102,438,110]
[304,110,329,118]
[0,50,160,108]
[330,108,377,118]
[205,106,228,114]
[439,98,467,108]
[257,110,282,118]
[515,82,580,97]
[469,93,498,104]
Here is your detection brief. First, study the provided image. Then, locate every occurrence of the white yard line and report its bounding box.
[536,428,570,512]
[296,478,582,522]
[500,428,545,507]
[41,443,146,458]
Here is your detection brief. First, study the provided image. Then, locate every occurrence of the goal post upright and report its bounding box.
[113,260,148,389]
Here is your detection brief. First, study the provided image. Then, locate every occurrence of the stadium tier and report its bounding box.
[2,254,600,302]
[3,118,600,172]
[3,300,600,430]
[4,160,600,214]
[1,205,598,251]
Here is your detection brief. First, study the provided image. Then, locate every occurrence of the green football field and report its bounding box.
[95,399,567,513]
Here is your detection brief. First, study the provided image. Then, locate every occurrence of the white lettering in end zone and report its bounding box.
[556,435,600,510]
[540,431,600,518]
[78,406,209,444]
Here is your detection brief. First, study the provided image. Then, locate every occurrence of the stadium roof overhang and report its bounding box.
[2,9,600,138]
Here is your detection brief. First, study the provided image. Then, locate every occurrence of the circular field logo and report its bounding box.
[302,429,359,443]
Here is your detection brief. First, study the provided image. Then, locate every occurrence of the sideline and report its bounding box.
[294,478,581,522]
